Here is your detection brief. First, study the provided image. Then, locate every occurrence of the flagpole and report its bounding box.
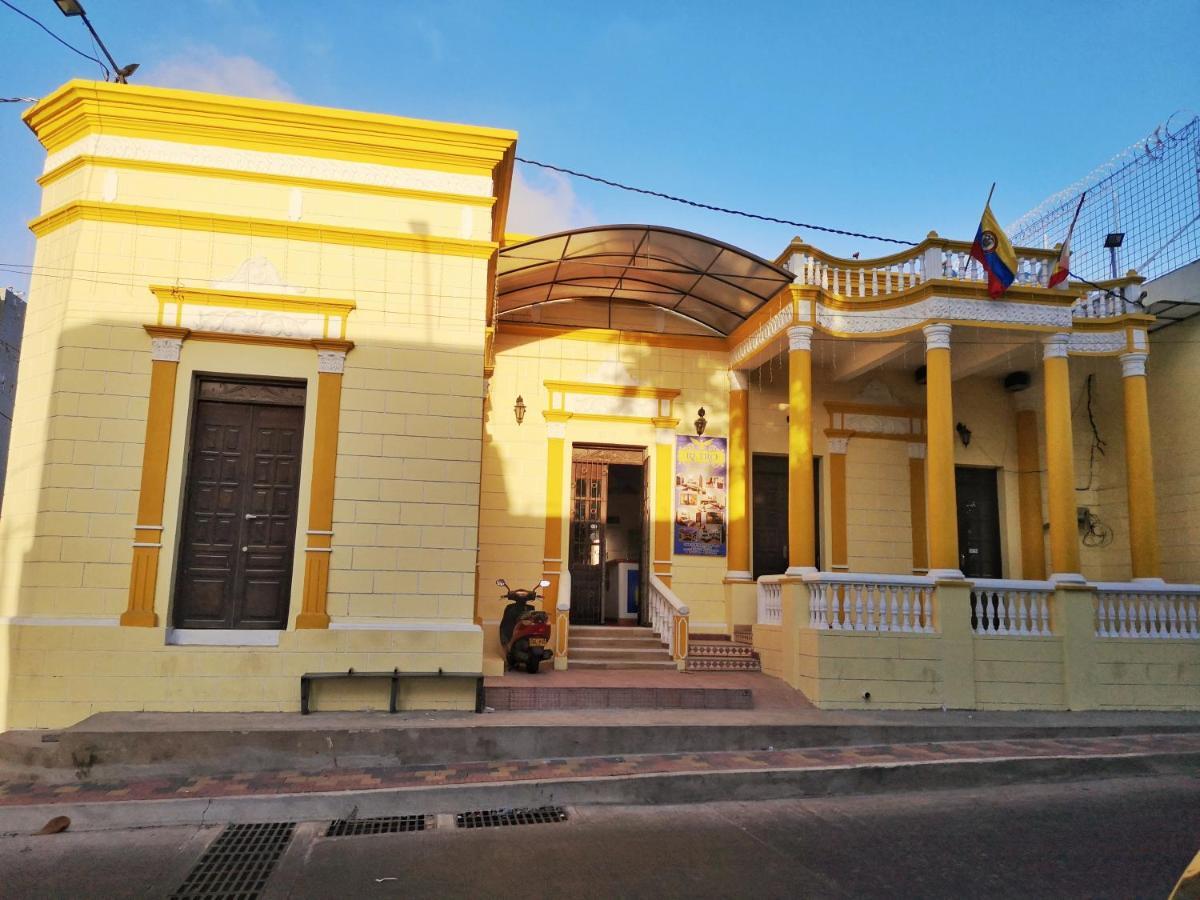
[985,182,996,208]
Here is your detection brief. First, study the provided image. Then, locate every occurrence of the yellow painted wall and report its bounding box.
[1149,314,1200,583]
[0,82,509,728]
[479,330,731,637]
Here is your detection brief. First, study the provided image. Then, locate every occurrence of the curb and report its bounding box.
[2,747,1196,834]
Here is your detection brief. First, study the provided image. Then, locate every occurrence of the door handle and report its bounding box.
[241,546,248,552]
[245,514,260,520]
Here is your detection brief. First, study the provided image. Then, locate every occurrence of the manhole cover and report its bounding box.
[455,806,569,828]
[171,821,294,899]
[326,815,430,837]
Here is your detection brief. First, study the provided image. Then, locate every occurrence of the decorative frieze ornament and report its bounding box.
[150,336,183,362]
[316,349,347,374]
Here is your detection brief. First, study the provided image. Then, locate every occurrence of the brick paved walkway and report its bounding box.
[1,733,1197,808]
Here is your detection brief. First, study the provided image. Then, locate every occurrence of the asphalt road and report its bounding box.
[3,775,1198,899]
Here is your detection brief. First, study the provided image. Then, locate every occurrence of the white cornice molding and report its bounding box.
[818,296,1073,336]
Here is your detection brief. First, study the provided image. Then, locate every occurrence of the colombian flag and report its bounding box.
[970,202,1018,298]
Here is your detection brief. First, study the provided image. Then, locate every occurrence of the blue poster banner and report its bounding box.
[674,435,727,556]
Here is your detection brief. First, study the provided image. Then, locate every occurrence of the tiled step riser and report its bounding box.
[568,660,679,670]
[570,649,673,660]
[486,686,754,710]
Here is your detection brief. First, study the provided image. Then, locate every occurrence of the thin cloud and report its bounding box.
[507,166,596,236]
[140,46,296,102]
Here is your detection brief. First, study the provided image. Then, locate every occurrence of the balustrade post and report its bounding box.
[1054,583,1102,710]
[937,581,977,709]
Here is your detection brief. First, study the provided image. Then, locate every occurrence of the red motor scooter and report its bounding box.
[497,578,553,673]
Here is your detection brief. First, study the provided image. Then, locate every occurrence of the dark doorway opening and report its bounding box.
[568,446,646,626]
[956,466,1002,578]
[751,453,821,578]
[172,376,305,630]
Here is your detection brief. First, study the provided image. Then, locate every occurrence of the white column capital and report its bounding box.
[546,421,566,440]
[1042,332,1071,360]
[827,436,849,455]
[728,369,749,392]
[150,336,183,363]
[922,323,951,352]
[787,325,813,353]
[656,427,676,446]
[907,442,927,460]
[316,349,347,374]
[1119,351,1148,378]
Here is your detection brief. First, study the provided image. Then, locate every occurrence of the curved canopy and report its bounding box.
[496,225,794,337]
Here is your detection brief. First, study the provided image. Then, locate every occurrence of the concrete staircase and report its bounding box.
[569,625,677,669]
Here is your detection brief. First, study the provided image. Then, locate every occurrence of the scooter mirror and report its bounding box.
[495,578,507,587]
[539,580,551,588]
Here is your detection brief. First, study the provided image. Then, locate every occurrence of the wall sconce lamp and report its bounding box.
[694,408,707,435]
[956,421,972,447]
[513,395,526,426]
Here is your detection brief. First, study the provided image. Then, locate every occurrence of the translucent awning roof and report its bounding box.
[496,225,794,337]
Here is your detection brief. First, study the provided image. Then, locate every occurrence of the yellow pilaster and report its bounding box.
[907,443,929,573]
[726,370,751,579]
[787,326,816,574]
[1120,350,1160,579]
[827,436,849,571]
[297,342,352,628]
[654,422,676,586]
[541,418,567,612]
[122,326,187,627]
[1043,333,1082,580]
[922,324,961,577]
[1015,407,1047,580]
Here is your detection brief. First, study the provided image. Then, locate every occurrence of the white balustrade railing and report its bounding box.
[1094,583,1200,639]
[788,241,1055,300]
[648,573,690,659]
[757,575,784,625]
[1072,287,1143,319]
[970,579,1053,636]
[805,573,935,633]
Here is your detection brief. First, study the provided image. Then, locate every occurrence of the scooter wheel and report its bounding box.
[525,656,540,674]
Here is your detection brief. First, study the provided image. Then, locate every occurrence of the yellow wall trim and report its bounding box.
[30,201,499,260]
[544,380,682,402]
[38,154,498,208]
[24,80,518,177]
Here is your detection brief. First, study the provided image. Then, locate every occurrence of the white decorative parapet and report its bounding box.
[1094,582,1200,639]
[648,573,690,660]
[757,575,784,625]
[1072,287,1143,319]
[804,572,934,633]
[970,579,1053,636]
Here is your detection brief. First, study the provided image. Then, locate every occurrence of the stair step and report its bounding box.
[686,657,763,672]
[571,637,665,649]
[570,626,654,635]
[485,685,753,710]
[571,647,672,657]
[568,659,681,670]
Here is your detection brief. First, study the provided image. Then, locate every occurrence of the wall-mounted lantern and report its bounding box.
[513,395,527,426]
[956,421,972,447]
[694,407,707,435]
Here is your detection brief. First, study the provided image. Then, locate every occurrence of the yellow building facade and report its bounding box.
[1,81,1196,729]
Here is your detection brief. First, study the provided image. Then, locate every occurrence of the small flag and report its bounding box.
[1048,192,1086,288]
[970,192,1019,298]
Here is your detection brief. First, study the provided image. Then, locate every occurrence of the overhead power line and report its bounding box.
[516,157,919,248]
[0,0,104,68]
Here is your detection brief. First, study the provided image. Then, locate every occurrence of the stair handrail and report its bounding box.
[648,573,690,661]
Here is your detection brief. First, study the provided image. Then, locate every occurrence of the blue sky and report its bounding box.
[2,0,1198,294]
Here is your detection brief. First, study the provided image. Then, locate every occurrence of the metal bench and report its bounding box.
[300,667,484,715]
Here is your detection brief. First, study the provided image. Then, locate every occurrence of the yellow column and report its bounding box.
[1043,333,1082,581]
[726,370,751,579]
[654,422,676,586]
[122,326,186,627]
[297,342,351,628]
[922,324,961,578]
[1120,349,1160,580]
[1015,406,1047,580]
[907,443,928,573]
[827,436,849,571]
[540,418,567,612]
[787,325,816,574]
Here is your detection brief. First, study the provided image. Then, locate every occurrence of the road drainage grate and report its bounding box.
[171,821,294,899]
[455,806,569,829]
[326,815,431,837]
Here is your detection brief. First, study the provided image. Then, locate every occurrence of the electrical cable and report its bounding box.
[515,157,919,248]
[0,97,38,102]
[0,0,105,68]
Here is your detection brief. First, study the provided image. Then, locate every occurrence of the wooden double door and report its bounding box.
[172,378,305,630]
[751,454,821,578]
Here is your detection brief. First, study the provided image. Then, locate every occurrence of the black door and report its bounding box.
[752,454,821,578]
[956,466,1002,578]
[173,378,304,629]
[568,459,607,625]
